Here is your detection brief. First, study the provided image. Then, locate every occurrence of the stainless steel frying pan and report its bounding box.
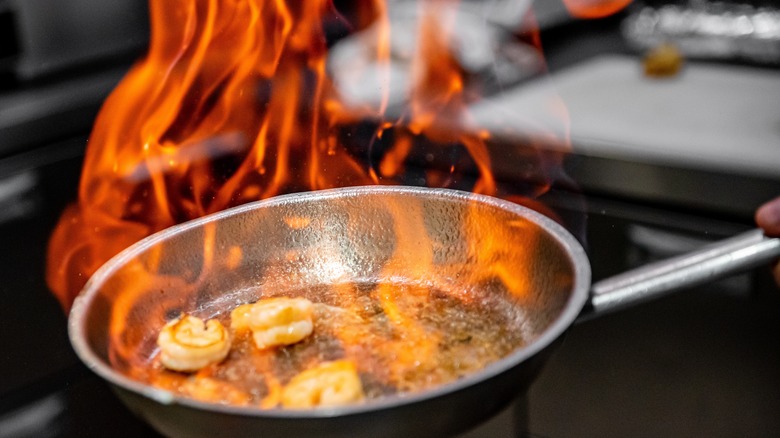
[68,186,780,437]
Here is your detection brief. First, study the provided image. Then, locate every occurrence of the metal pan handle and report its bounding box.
[586,229,780,317]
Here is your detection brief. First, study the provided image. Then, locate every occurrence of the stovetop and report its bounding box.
[0,144,157,437]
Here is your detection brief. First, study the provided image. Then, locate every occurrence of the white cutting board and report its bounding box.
[471,55,780,179]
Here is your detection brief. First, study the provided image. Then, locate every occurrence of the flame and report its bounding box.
[406,1,496,196]
[49,0,630,392]
[46,0,633,404]
[47,0,372,308]
[46,0,501,308]
[561,0,633,19]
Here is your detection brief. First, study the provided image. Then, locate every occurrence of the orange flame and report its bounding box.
[47,0,373,308]
[47,0,630,311]
[562,0,633,19]
[47,0,633,405]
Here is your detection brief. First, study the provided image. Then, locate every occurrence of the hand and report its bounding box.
[755,196,780,285]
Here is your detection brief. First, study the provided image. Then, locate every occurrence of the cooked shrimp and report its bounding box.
[180,377,251,405]
[229,303,255,333]
[281,360,365,408]
[157,315,231,372]
[230,297,314,349]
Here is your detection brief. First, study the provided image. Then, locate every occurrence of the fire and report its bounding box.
[562,0,633,19]
[48,0,630,315]
[47,0,372,308]
[42,0,638,413]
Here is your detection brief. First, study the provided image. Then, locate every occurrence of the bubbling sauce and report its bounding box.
[131,281,532,407]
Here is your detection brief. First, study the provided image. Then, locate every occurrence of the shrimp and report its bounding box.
[157,315,231,372]
[180,377,251,405]
[230,297,314,349]
[281,360,365,408]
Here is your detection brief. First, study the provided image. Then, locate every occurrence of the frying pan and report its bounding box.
[68,186,780,438]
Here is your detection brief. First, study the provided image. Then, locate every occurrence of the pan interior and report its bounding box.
[73,187,585,413]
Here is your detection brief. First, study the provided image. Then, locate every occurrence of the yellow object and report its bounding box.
[281,360,365,408]
[230,297,314,349]
[157,315,231,372]
[643,43,684,78]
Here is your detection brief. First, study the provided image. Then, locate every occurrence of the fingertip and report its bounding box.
[756,196,780,237]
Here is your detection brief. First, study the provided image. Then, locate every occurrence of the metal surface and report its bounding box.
[67,186,779,437]
[623,3,780,64]
[69,186,590,438]
[4,0,147,79]
[590,228,780,315]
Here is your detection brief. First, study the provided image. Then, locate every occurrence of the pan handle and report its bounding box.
[585,229,780,317]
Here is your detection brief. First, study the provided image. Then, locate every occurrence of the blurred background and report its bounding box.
[0,0,778,436]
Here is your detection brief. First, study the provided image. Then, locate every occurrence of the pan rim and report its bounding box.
[68,185,591,419]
